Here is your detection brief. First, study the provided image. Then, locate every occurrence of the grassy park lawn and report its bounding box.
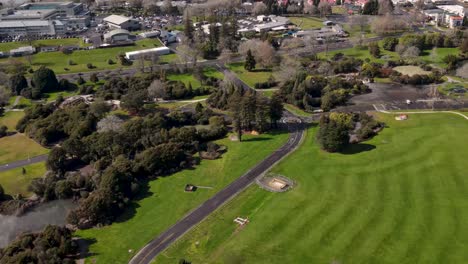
[156,112,468,264]
[227,62,273,88]
[203,67,224,79]
[0,134,48,164]
[44,90,78,102]
[438,82,468,98]
[0,111,25,131]
[0,162,46,196]
[320,44,399,63]
[393,65,431,76]
[288,16,324,30]
[0,39,171,74]
[167,73,202,88]
[75,130,290,264]
[420,47,460,67]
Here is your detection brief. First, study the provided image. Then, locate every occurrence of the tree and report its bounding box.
[269,92,283,127]
[304,2,318,15]
[318,0,332,17]
[148,79,166,100]
[97,115,124,132]
[443,54,458,71]
[0,125,7,138]
[402,46,420,61]
[161,0,173,14]
[9,74,28,95]
[0,183,4,200]
[378,0,393,15]
[362,0,378,15]
[31,66,58,94]
[368,42,381,58]
[460,37,468,53]
[46,147,68,174]
[253,2,268,15]
[382,37,399,51]
[121,90,147,114]
[0,85,10,109]
[90,73,99,83]
[316,115,350,152]
[456,62,468,79]
[183,10,194,42]
[244,49,256,72]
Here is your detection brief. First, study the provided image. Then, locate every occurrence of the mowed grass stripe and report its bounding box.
[155,113,468,264]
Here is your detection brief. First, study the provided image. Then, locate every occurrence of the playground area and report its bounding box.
[257,174,294,193]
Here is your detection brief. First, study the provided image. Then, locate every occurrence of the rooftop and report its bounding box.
[104,14,131,25]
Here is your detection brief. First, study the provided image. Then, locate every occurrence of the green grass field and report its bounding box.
[0,111,25,131]
[288,16,324,30]
[156,112,468,264]
[284,103,312,117]
[75,131,289,264]
[227,62,273,88]
[167,67,224,89]
[0,162,46,196]
[0,134,48,164]
[0,39,176,74]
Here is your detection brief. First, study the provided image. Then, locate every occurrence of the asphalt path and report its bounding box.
[129,119,305,264]
[0,154,48,173]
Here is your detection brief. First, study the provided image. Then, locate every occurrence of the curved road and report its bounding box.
[0,154,48,173]
[129,119,305,264]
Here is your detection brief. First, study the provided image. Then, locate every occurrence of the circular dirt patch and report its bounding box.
[257,174,294,193]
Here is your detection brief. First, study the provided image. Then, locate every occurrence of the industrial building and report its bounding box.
[103,15,140,31]
[0,1,90,37]
[103,28,131,43]
[125,47,170,60]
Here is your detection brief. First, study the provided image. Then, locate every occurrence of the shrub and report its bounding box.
[107,59,115,65]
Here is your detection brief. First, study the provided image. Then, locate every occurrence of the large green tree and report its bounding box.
[9,74,28,95]
[31,66,58,94]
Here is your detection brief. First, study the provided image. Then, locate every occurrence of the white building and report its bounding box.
[125,47,170,60]
[103,28,131,43]
[10,45,35,56]
[103,15,140,31]
[0,20,56,37]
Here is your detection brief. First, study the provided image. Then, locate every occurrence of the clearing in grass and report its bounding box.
[0,112,25,131]
[0,162,46,196]
[0,134,48,164]
[156,112,468,264]
[227,62,273,88]
[74,130,289,264]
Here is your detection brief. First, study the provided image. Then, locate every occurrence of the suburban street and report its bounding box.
[128,117,305,264]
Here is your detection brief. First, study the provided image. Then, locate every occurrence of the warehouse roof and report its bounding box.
[104,14,131,25]
[104,28,130,39]
[0,20,50,28]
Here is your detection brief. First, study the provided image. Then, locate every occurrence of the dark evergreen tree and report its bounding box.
[244,49,256,72]
[9,74,28,95]
[31,66,58,94]
[362,0,378,15]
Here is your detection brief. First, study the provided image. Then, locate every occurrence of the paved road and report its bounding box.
[129,119,305,264]
[0,154,48,173]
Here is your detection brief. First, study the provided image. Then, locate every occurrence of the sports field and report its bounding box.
[75,131,289,264]
[156,112,468,264]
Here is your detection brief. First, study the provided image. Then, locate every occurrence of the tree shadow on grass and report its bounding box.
[340,143,376,155]
[114,180,153,224]
[241,137,273,142]
[74,237,98,259]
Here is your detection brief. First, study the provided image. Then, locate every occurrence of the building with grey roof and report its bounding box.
[103,14,140,31]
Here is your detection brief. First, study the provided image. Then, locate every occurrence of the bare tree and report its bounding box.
[456,62,468,79]
[252,2,268,15]
[239,39,276,68]
[371,14,408,35]
[351,15,368,46]
[303,2,318,15]
[274,56,302,84]
[161,0,173,14]
[318,0,332,17]
[402,46,420,61]
[148,79,167,101]
[378,0,393,15]
[129,0,143,8]
[97,115,124,133]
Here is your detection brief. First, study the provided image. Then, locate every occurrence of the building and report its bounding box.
[449,15,463,28]
[139,30,160,38]
[159,30,179,44]
[103,15,140,31]
[0,1,90,37]
[103,29,130,43]
[0,20,57,37]
[10,46,35,56]
[40,46,59,52]
[125,47,170,60]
